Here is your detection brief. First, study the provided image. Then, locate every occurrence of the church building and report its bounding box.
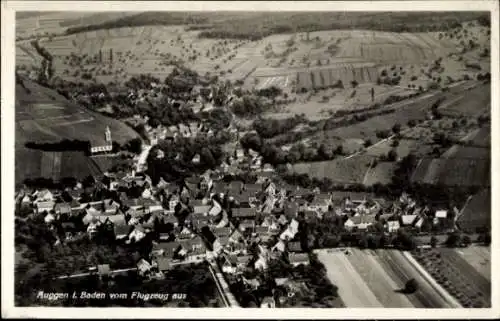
[90,126,113,155]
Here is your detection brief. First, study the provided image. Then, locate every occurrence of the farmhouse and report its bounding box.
[289,253,310,267]
[344,215,376,231]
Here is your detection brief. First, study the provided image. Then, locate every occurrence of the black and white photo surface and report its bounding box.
[2,1,498,319]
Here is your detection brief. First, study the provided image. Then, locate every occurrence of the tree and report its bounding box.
[404,278,419,293]
[445,231,461,248]
[125,138,143,154]
[387,149,398,162]
[317,144,332,160]
[392,123,401,134]
[461,235,472,247]
[82,175,96,189]
[430,236,438,248]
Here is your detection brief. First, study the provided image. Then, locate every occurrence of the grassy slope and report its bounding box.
[15,78,138,183]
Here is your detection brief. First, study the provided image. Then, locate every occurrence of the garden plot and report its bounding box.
[412,248,491,308]
[291,155,374,184]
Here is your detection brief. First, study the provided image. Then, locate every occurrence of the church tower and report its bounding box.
[105,126,112,143]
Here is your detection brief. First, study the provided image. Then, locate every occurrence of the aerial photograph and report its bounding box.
[13,10,491,308]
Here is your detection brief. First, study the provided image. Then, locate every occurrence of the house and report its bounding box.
[239,220,256,232]
[191,200,211,214]
[262,163,274,172]
[279,219,299,241]
[344,215,376,231]
[232,207,257,220]
[97,264,111,277]
[263,181,277,196]
[152,242,181,258]
[302,210,319,221]
[435,210,448,219]
[229,229,245,244]
[213,227,231,238]
[176,226,194,240]
[186,246,207,263]
[222,254,238,274]
[254,226,270,236]
[260,195,277,214]
[256,171,274,184]
[114,224,132,240]
[208,201,223,217]
[260,296,276,308]
[44,212,56,224]
[254,254,268,271]
[128,225,147,243]
[289,253,310,267]
[234,148,245,162]
[385,220,400,233]
[278,214,289,226]
[137,259,153,276]
[401,214,418,226]
[308,193,332,212]
[272,240,286,252]
[236,255,251,270]
[191,154,201,165]
[103,199,120,215]
[54,203,72,216]
[287,241,302,253]
[414,217,425,229]
[86,218,101,236]
[36,201,55,214]
[168,194,180,212]
[33,189,54,203]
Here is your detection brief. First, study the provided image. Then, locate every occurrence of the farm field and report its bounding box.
[374,249,460,308]
[453,246,491,282]
[343,248,415,307]
[16,16,490,93]
[290,155,375,184]
[315,249,383,307]
[311,95,433,142]
[456,188,491,233]
[410,157,490,187]
[15,149,105,185]
[362,162,397,186]
[412,247,491,308]
[439,84,491,117]
[466,126,491,147]
[365,138,435,158]
[266,84,415,120]
[441,146,490,159]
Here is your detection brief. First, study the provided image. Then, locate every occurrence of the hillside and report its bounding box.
[15,77,139,183]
